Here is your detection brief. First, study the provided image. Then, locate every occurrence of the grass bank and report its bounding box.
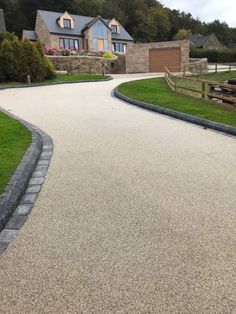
[0,74,110,88]
[117,77,236,128]
[0,112,31,194]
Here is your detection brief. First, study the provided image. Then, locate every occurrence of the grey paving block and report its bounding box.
[16,204,33,216]
[32,170,47,178]
[0,229,19,244]
[5,215,28,230]
[29,177,44,185]
[21,193,38,204]
[37,160,50,166]
[26,185,41,194]
[0,243,8,254]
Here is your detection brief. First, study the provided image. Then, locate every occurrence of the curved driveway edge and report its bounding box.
[114,87,236,137]
[0,108,53,254]
[0,76,113,91]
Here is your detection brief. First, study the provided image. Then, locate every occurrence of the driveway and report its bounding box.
[0,76,236,313]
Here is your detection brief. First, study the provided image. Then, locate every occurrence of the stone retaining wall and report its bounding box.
[189,58,208,73]
[48,54,126,75]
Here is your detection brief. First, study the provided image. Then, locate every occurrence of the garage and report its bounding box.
[126,40,189,73]
[149,47,181,72]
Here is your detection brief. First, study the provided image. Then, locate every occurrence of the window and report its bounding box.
[111,25,117,34]
[59,38,79,50]
[112,42,126,53]
[63,19,71,29]
[92,20,109,52]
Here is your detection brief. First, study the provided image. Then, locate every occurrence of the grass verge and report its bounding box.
[117,78,236,128]
[0,74,110,87]
[0,112,31,194]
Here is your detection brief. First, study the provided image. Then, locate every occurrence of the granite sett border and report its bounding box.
[114,87,236,137]
[0,107,53,254]
[0,76,113,91]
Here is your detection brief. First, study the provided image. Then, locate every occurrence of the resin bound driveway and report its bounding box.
[0,75,236,313]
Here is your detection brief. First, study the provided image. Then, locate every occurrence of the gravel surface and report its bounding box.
[0,76,236,313]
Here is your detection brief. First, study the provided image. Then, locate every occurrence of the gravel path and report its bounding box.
[0,76,236,313]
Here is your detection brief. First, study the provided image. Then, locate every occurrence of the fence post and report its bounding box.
[229,63,232,72]
[27,75,31,85]
[215,63,218,73]
[202,82,206,99]
[183,64,186,77]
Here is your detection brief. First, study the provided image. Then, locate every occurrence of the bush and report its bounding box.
[103,52,115,58]
[0,38,56,82]
[0,31,15,47]
[190,48,236,63]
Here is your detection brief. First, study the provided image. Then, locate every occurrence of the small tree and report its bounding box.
[173,29,191,41]
[36,41,56,79]
[0,37,56,82]
[0,31,15,47]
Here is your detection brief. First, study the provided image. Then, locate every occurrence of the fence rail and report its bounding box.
[164,65,236,106]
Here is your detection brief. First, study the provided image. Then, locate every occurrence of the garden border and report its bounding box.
[0,76,113,91]
[0,108,53,254]
[114,87,236,137]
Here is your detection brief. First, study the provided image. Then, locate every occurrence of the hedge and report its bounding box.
[190,48,236,63]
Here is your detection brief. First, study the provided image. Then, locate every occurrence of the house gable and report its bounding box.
[0,9,6,31]
[58,11,75,29]
[109,18,121,35]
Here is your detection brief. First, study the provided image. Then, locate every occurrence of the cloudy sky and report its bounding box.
[162,0,236,27]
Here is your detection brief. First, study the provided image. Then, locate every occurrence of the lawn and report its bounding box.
[117,77,236,128]
[0,112,31,194]
[0,74,110,87]
[175,71,236,97]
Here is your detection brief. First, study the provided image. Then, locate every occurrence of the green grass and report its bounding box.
[175,71,236,97]
[0,74,110,87]
[0,112,31,194]
[117,78,236,128]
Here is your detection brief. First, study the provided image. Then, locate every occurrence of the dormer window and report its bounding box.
[63,19,71,29]
[111,25,117,34]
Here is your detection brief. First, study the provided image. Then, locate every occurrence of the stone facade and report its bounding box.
[48,54,126,74]
[126,40,190,73]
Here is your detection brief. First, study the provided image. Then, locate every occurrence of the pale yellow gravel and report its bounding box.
[0,76,236,313]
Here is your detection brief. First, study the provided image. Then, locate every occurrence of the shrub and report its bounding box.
[0,31,15,48]
[0,38,56,82]
[103,52,115,58]
[190,48,236,63]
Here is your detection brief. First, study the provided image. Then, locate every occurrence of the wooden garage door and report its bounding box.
[149,48,181,72]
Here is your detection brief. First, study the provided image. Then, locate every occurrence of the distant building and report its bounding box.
[190,33,223,50]
[0,9,6,31]
[228,43,236,50]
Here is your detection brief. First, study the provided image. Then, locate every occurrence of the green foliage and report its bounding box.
[103,52,114,58]
[0,31,15,47]
[0,37,56,82]
[2,0,236,45]
[173,29,189,40]
[190,48,236,62]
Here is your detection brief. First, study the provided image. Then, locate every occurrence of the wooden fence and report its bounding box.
[164,67,236,106]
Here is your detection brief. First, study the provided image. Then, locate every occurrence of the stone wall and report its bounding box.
[48,54,126,74]
[126,40,190,73]
[189,58,208,73]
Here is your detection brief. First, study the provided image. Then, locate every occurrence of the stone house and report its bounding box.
[22,10,134,53]
[0,9,6,31]
[190,33,223,50]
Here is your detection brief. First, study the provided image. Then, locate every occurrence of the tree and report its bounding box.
[173,29,189,40]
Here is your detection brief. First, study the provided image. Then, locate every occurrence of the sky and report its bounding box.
[162,0,236,27]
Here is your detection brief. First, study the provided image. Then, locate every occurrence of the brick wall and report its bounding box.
[126,40,190,73]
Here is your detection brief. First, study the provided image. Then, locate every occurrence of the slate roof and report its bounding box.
[0,9,6,31]
[190,33,221,48]
[37,10,134,42]
[23,30,38,41]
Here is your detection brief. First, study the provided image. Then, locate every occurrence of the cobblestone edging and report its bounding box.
[0,76,113,91]
[0,108,53,254]
[114,87,236,137]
